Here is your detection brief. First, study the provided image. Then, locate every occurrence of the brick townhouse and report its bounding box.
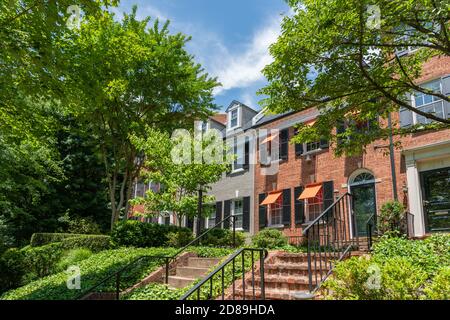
[253,55,450,240]
[129,55,450,241]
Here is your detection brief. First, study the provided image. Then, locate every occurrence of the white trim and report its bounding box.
[227,105,241,130]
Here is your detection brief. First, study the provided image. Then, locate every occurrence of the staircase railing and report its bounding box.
[366,213,376,251]
[77,215,237,300]
[180,248,268,300]
[302,192,358,293]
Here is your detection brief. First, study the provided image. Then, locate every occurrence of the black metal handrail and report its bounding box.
[366,213,376,251]
[77,215,237,300]
[302,192,358,293]
[180,248,268,301]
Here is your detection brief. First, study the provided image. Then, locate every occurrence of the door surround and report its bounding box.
[348,169,377,238]
[403,139,450,237]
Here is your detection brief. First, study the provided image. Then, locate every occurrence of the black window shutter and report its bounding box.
[322,181,334,212]
[243,138,250,170]
[293,128,304,156]
[258,193,267,229]
[223,200,231,229]
[242,196,250,232]
[294,186,305,224]
[215,201,222,228]
[282,188,291,226]
[280,129,289,160]
[336,121,346,146]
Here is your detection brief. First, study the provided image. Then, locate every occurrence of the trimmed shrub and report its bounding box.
[322,255,428,300]
[30,233,81,247]
[0,247,178,300]
[21,243,65,280]
[322,234,450,300]
[166,230,194,248]
[251,229,288,249]
[424,267,450,300]
[110,220,192,248]
[377,201,406,236]
[199,229,246,247]
[0,249,26,293]
[56,248,93,272]
[60,235,111,252]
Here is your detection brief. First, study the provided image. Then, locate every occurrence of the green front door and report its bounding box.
[421,167,450,233]
[351,183,377,237]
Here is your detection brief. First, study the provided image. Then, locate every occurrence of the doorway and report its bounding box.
[349,172,377,237]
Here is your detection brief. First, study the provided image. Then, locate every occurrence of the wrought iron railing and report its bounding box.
[366,213,376,251]
[180,248,268,300]
[302,193,358,293]
[77,215,237,300]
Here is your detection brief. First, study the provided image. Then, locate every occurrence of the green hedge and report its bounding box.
[0,247,177,300]
[1,246,233,300]
[60,235,111,252]
[110,220,193,248]
[30,233,81,247]
[322,234,450,300]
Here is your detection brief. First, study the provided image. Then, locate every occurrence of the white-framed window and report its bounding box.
[411,79,444,125]
[269,196,283,226]
[229,108,239,129]
[305,141,321,153]
[305,189,323,222]
[232,199,243,229]
[201,121,208,133]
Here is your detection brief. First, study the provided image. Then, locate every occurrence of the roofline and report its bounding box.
[251,110,299,128]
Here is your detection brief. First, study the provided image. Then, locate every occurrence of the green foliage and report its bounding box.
[123,283,186,300]
[423,267,450,300]
[251,229,288,249]
[60,235,111,252]
[260,0,450,156]
[0,249,26,293]
[377,201,406,235]
[56,248,93,272]
[131,128,229,225]
[166,231,194,248]
[322,234,450,300]
[21,243,66,280]
[110,220,192,248]
[30,233,111,252]
[198,229,246,248]
[0,217,14,254]
[323,255,428,300]
[1,247,177,300]
[30,233,80,247]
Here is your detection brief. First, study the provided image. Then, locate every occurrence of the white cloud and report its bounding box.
[210,17,282,95]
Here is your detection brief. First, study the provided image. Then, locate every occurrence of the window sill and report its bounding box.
[231,168,245,174]
[268,224,285,229]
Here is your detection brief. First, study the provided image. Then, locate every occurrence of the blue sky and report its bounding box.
[110,0,290,111]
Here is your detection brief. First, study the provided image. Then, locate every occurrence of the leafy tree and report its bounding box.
[131,128,229,227]
[61,7,219,228]
[260,0,450,155]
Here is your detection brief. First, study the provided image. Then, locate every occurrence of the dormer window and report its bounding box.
[230,109,239,128]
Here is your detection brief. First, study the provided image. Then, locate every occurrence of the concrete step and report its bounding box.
[263,263,329,277]
[187,257,221,268]
[229,288,319,300]
[176,266,210,278]
[168,275,197,289]
[250,274,312,291]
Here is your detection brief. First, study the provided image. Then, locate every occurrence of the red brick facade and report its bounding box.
[253,55,450,238]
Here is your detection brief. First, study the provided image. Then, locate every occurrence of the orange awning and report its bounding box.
[261,191,282,205]
[261,135,277,144]
[298,184,322,200]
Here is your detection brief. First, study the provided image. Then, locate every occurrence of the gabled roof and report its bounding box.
[252,109,297,128]
[225,100,258,114]
[209,113,227,126]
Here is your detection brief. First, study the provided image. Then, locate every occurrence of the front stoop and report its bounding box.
[225,251,343,300]
[168,257,221,289]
